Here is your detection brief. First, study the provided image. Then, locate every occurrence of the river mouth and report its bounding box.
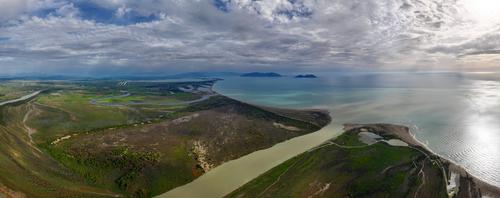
[160,73,500,197]
[159,121,343,198]
[210,73,500,189]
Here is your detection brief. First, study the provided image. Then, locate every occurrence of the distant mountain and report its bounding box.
[0,75,92,81]
[0,72,242,81]
[240,72,282,77]
[86,72,240,80]
[169,72,240,79]
[295,74,317,78]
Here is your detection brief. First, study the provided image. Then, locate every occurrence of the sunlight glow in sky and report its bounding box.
[0,0,499,75]
[464,0,500,24]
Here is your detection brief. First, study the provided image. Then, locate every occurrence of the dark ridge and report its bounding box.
[240,72,282,77]
[295,74,317,78]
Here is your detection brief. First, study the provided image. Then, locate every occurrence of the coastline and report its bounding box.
[0,81,331,197]
[164,80,499,197]
[214,79,498,197]
[4,80,498,197]
[446,156,500,197]
[344,123,500,198]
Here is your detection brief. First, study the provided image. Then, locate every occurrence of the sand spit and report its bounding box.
[344,123,500,198]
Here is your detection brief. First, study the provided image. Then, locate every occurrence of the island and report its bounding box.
[240,72,282,77]
[294,74,317,78]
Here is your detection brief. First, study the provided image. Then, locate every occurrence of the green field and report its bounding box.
[0,81,44,102]
[0,80,330,197]
[227,126,448,198]
[0,98,120,197]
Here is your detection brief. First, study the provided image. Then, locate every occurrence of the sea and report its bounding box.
[160,72,500,197]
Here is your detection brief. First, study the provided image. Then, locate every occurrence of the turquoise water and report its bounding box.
[214,72,500,187]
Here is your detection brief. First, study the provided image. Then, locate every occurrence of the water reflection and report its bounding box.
[459,81,500,184]
[214,73,500,187]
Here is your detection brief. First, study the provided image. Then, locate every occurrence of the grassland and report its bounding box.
[227,125,450,198]
[46,95,329,197]
[0,81,45,102]
[0,96,121,197]
[0,80,330,198]
[0,80,488,198]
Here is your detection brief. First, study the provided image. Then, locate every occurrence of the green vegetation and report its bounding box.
[94,92,199,105]
[46,144,163,197]
[0,80,331,197]
[0,83,32,102]
[228,127,448,198]
[185,95,322,132]
[27,81,207,145]
[333,131,368,147]
[45,94,328,196]
[31,91,139,144]
[0,100,119,197]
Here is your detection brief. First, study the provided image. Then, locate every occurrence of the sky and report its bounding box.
[0,0,499,76]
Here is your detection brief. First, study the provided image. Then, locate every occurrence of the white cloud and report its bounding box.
[0,0,29,22]
[54,3,79,17]
[115,6,131,18]
[0,0,499,74]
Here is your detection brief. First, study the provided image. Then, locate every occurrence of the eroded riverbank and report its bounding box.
[162,120,500,198]
[157,119,342,198]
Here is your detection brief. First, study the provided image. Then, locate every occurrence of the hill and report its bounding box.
[0,80,329,197]
[294,74,317,78]
[240,72,282,77]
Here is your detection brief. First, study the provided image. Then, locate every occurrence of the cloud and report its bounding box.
[54,3,79,17]
[0,0,499,75]
[0,0,30,22]
[0,0,69,22]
